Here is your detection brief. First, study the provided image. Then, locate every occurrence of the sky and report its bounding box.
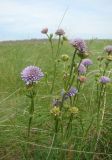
[0,0,112,41]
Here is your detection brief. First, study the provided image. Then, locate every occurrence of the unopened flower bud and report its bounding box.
[82,52,90,58]
[41,28,48,34]
[106,55,112,61]
[61,54,69,62]
[97,56,104,61]
[78,76,87,83]
[69,107,79,114]
[50,107,60,116]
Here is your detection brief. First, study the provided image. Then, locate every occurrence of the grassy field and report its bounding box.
[0,39,112,160]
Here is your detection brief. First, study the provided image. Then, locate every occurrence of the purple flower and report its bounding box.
[55,29,65,36]
[78,64,86,74]
[67,87,78,97]
[62,87,78,99]
[99,76,111,84]
[81,58,93,67]
[21,65,44,85]
[52,99,62,107]
[70,38,86,53]
[41,28,48,34]
[104,45,112,55]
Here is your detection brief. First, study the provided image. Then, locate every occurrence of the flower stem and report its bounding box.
[73,82,81,106]
[97,84,103,127]
[50,36,61,94]
[56,35,61,58]
[66,50,77,90]
[47,34,54,59]
[65,114,73,139]
[93,87,106,160]
[50,62,57,94]
[28,97,34,138]
[103,62,109,76]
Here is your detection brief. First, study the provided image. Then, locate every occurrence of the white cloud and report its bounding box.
[0,0,112,40]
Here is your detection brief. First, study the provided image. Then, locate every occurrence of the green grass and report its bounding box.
[0,39,112,160]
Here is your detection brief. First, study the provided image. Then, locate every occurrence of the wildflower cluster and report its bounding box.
[20,27,112,159]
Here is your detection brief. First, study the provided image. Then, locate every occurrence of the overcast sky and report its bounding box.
[0,0,112,41]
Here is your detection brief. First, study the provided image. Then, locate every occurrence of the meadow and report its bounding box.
[0,37,112,160]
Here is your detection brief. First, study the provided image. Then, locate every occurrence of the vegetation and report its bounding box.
[0,37,112,160]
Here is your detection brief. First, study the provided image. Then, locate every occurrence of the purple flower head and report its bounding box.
[78,64,86,74]
[104,45,112,55]
[55,29,65,36]
[21,65,44,85]
[99,76,111,84]
[62,87,78,99]
[52,99,62,107]
[81,58,93,67]
[41,28,48,34]
[70,38,87,53]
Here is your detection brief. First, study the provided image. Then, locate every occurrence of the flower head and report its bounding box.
[78,64,86,74]
[97,56,104,61]
[81,58,93,67]
[70,38,87,53]
[61,54,69,62]
[55,29,65,36]
[69,107,79,115]
[50,107,60,116]
[106,55,112,61]
[41,28,48,34]
[99,76,111,84]
[62,87,78,99]
[21,65,44,85]
[78,75,87,83]
[104,45,112,55]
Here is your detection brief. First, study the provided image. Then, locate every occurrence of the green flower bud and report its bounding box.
[50,107,60,116]
[69,107,79,114]
[61,54,69,62]
[106,55,112,61]
[82,52,90,58]
[78,52,90,59]
[97,56,104,61]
